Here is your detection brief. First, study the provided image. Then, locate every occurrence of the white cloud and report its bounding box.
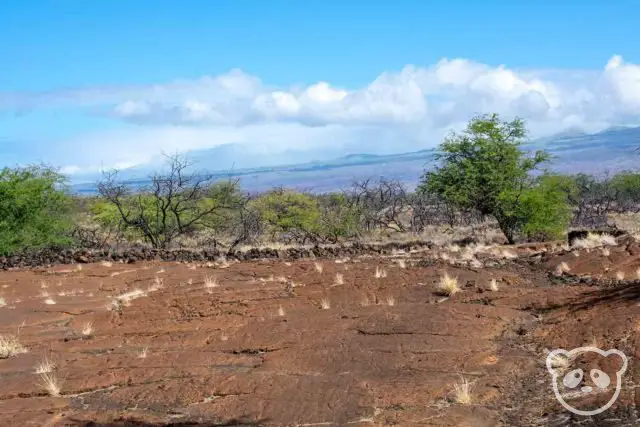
[2,55,640,173]
[604,55,640,114]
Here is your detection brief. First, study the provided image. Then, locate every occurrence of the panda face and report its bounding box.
[546,346,627,416]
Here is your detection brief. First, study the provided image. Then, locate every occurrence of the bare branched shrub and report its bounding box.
[98,154,242,249]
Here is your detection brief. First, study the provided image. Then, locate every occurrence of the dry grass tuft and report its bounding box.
[489,279,499,292]
[602,247,611,256]
[35,355,56,374]
[148,276,164,292]
[374,266,387,279]
[616,271,626,281]
[277,305,285,316]
[320,298,331,310]
[0,297,6,307]
[386,296,395,306]
[44,298,56,305]
[113,288,146,308]
[436,272,460,296]
[0,334,27,358]
[452,376,473,405]
[100,261,113,268]
[38,371,62,397]
[555,262,571,275]
[334,273,344,286]
[81,321,94,338]
[137,347,149,359]
[314,262,323,273]
[396,259,407,269]
[203,275,219,289]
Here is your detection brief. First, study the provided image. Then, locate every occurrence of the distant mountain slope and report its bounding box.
[71,126,640,194]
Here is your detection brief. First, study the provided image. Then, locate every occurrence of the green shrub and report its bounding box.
[518,175,573,241]
[610,171,640,211]
[253,189,322,243]
[318,193,362,242]
[0,166,73,255]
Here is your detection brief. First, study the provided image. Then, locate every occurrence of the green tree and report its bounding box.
[253,189,322,243]
[318,193,362,242]
[419,114,551,243]
[610,171,640,212]
[0,165,73,255]
[518,174,574,241]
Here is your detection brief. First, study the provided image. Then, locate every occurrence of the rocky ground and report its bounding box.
[1,236,640,426]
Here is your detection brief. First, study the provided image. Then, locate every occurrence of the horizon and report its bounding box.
[2,1,640,179]
[67,124,640,195]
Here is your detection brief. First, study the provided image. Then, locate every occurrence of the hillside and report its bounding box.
[70,126,640,194]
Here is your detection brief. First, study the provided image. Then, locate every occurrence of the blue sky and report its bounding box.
[2,0,640,179]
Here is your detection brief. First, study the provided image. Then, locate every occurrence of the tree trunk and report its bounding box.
[496,216,516,244]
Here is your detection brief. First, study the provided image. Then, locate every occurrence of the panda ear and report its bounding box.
[546,349,571,375]
[603,349,628,375]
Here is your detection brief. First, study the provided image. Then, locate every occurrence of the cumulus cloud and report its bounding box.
[2,55,640,173]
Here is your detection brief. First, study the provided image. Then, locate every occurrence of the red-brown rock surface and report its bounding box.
[1,244,640,426]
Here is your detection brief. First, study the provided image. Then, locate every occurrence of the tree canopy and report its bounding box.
[419,113,566,243]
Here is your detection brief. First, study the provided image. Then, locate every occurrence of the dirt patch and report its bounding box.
[1,242,640,426]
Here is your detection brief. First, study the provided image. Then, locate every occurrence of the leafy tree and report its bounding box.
[318,193,362,242]
[87,198,145,243]
[610,171,640,212]
[518,175,574,241]
[0,165,73,255]
[419,114,551,243]
[253,189,322,244]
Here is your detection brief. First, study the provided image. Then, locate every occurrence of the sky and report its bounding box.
[1,0,640,179]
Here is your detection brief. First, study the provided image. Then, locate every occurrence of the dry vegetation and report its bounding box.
[452,376,474,405]
[0,334,27,359]
[437,272,460,296]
